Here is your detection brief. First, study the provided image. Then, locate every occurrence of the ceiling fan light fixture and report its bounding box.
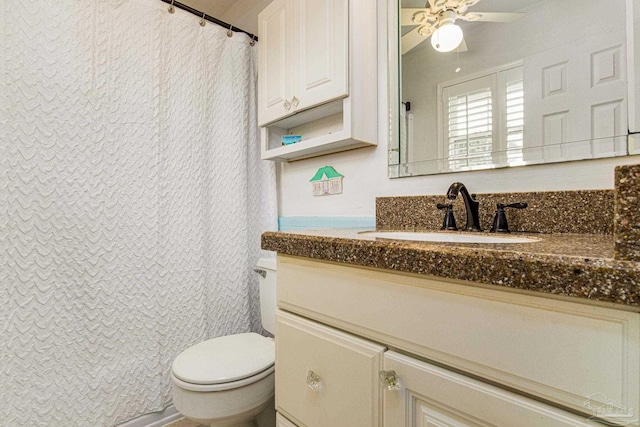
[431,21,463,52]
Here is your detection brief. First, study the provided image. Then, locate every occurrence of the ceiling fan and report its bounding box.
[401,0,525,54]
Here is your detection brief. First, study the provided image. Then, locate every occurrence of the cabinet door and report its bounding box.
[383,351,596,427]
[292,0,348,112]
[276,310,384,427]
[258,0,293,126]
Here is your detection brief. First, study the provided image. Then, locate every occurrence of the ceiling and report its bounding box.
[183,0,236,17]
[179,0,542,36]
[179,0,273,35]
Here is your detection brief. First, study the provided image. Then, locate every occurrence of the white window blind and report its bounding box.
[447,85,493,170]
[505,75,524,165]
[440,64,524,171]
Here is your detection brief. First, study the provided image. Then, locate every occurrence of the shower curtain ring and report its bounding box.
[249,35,256,46]
[168,0,175,14]
[227,24,233,38]
[199,12,206,27]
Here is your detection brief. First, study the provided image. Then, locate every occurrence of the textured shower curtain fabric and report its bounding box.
[0,0,277,425]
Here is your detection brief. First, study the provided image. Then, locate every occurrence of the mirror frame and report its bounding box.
[388,0,640,178]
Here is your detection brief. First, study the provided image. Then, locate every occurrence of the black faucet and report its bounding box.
[436,203,457,230]
[490,202,528,233]
[446,182,482,232]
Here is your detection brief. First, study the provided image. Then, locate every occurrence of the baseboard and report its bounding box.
[116,405,181,427]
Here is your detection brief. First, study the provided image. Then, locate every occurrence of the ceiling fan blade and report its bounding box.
[459,12,525,23]
[428,0,446,10]
[400,8,433,26]
[402,25,431,55]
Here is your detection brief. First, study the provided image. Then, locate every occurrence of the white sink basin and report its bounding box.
[362,231,539,244]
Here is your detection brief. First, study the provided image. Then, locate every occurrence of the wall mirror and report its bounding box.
[388,0,638,177]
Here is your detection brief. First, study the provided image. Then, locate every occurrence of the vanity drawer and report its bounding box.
[275,310,385,427]
[277,255,640,421]
[276,412,297,427]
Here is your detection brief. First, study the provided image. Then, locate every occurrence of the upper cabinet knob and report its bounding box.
[283,99,292,110]
[291,96,300,108]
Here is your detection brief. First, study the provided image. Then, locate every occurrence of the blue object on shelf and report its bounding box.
[282,135,302,145]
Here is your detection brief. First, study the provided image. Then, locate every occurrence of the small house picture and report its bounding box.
[310,166,344,196]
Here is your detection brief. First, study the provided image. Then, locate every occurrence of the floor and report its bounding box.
[164,418,205,427]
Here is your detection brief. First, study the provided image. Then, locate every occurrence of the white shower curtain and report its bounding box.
[0,0,277,425]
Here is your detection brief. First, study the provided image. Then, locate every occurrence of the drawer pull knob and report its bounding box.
[379,370,400,391]
[306,370,321,391]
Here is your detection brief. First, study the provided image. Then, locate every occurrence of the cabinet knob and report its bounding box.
[291,96,300,108]
[379,370,401,391]
[306,370,321,392]
[283,99,292,110]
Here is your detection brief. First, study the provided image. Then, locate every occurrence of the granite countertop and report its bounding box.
[261,228,640,310]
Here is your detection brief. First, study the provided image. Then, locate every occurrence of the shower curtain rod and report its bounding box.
[159,0,258,41]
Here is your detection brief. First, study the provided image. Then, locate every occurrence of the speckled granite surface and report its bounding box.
[262,229,640,309]
[615,165,640,261]
[377,190,614,234]
[265,173,640,308]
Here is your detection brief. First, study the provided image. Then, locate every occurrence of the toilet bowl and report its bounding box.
[171,258,277,427]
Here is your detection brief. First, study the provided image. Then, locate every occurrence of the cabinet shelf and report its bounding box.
[261,98,376,161]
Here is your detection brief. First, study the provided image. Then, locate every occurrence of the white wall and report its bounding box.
[278,144,640,217]
[276,0,640,218]
[220,0,274,35]
[182,0,272,35]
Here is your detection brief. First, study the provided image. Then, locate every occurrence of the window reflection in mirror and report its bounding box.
[391,0,631,177]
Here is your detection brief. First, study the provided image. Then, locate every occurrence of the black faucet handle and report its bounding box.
[491,202,528,233]
[437,203,457,231]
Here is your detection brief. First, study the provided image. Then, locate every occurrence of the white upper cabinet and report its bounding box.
[259,0,348,127]
[258,0,377,161]
[258,0,292,127]
[293,0,348,116]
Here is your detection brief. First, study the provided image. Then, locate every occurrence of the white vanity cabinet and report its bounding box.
[275,255,640,427]
[257,0,378,161]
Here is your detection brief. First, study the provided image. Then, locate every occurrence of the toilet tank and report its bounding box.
[256,258,277,335]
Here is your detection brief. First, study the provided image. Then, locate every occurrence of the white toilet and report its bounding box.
[171,258,277,427]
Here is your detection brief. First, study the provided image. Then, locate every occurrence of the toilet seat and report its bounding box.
[171,333,275,392]
[171,364,275,392]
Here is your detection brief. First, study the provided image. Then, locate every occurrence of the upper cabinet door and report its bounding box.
[292,0,349,112]
[258,0,293,127]
[258,0,349,126]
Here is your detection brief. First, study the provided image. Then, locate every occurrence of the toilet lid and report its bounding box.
[172,333,275,385]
